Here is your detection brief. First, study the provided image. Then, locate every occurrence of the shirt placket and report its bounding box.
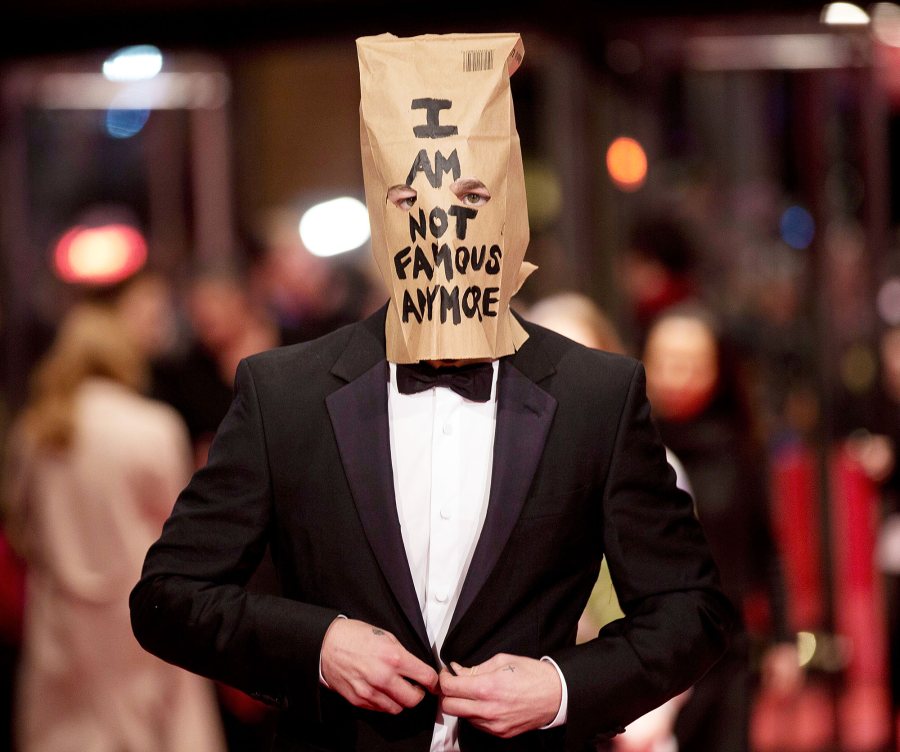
[425,387,460,649]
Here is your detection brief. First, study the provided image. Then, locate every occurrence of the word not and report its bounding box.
[409,205,478,242]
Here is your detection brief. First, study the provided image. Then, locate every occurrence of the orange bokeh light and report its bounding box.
[53,224,148,285]
[606,136,648,192]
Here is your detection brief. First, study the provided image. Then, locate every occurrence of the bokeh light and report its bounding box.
[102,45,164,82]
[872,3,900,46]
[606,136,648,192]
[798,631,817,668]
[820,2,870,25]
[780,205,816,249]
[105,108,151,139]
[524,159,562,230]
[877,276,900,324]
[299,197,371,258]
[840,343,878,394]
[53,224,148,285]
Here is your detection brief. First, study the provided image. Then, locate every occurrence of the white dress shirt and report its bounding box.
[387,361,566,751]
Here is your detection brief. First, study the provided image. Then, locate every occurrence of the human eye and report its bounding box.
[450,178,491,208]
[387,185,417,211]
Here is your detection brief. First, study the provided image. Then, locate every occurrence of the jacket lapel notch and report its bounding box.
[330,304,389,384]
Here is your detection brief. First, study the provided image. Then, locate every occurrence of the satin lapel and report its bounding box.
[447,359,557,636]
[325,323,430,651]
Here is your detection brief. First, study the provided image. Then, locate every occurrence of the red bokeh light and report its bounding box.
[53,224,148,285]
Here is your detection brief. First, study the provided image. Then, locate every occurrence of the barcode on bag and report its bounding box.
[463,49,494,72]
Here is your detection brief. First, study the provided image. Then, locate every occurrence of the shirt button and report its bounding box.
[440,507,451,520]
[435,590,448,603]
[442,422,453,435]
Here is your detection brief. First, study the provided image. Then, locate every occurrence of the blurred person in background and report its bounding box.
[725,245,814,449]
[254,208,376,345]
[849,324,900,717]
[151,266,283,749]
[621,213,699,350]
[154,266,280,467]
[2,303,224,752]
[83,269,182,398]
[527,292,692,752]
[105,269,180,367]
[642,305,800,752]
[526,292,626,356]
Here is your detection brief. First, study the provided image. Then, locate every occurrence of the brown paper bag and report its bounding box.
[357,32,536,363]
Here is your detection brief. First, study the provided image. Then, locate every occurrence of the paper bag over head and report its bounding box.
[357,32,536,364]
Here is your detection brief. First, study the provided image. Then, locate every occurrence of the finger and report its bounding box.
[438,667,458,695]
[440,695,487,720]
[450,661,469,676]
[440,666,470,697]
[354,686,404,715]
[450,660,484,680]
[440,669,490,700]
[383,674,427,709]
[396,651,440,692]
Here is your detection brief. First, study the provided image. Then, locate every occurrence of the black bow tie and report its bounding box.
[395,361,494,403]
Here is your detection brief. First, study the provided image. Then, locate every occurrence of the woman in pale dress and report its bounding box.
[4,304,224,752]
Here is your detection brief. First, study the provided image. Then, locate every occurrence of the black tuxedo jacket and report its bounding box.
[130,305,732,752]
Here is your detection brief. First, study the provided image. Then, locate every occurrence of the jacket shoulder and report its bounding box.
[519,318,640,383]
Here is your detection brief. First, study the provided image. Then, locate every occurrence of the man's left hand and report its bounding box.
[439,654,562,738]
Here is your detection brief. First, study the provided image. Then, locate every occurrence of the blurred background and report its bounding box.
[4,1,900,750]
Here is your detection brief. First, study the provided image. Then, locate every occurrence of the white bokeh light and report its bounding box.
[299,197,370,257]
[820,2,870,25]
[102,45,164,82]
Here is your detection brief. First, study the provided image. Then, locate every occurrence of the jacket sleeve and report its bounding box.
[550,362,735,750]
[129,358,340,715]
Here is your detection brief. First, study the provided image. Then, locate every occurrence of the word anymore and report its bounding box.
[401,284,499,325]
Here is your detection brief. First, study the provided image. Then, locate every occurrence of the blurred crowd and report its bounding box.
[0,202,898,752]
[0,222,378,752]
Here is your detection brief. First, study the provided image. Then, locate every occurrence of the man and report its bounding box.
[130,33,732,751]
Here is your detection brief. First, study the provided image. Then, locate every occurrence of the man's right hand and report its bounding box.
[320,618,439,714]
